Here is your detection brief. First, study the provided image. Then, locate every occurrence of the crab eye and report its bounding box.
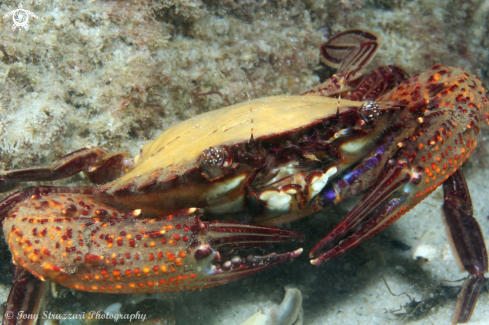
[359,101,380,124]
[200,147,233,180]
[201,147,229,167]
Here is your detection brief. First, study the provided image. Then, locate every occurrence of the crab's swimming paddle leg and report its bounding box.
[302,29,381,97]
[3,266,49,325]
[442,170,487,324]
[320,29,380,75]
[0,147,132,192]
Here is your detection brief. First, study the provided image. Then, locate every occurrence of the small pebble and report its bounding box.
[412,244,437,261]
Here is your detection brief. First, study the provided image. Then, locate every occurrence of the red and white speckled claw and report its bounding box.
[3,192,304,293]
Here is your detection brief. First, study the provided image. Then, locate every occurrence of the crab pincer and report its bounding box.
[3,192,304,294]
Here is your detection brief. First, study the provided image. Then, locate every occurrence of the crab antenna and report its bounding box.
[336,74,345,117]
[242,70,254,143]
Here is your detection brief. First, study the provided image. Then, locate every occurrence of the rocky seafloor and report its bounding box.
[1,0,489,324]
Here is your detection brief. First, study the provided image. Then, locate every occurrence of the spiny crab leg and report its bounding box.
[442,170,487,324]
[3,192,304,293]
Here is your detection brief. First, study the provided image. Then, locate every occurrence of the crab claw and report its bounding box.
[309,158,413,265]
[189,218,305,288]
[3,192,304,294]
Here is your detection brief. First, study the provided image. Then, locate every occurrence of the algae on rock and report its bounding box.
[1,0,487,168]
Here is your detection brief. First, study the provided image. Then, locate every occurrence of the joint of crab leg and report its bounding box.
[442,171,488,276]
[440,170,487,324]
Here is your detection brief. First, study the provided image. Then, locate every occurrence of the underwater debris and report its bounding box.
[240,288,303,325]
[392,278,489,321]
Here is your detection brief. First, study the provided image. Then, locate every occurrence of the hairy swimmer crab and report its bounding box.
[1,30,488,324]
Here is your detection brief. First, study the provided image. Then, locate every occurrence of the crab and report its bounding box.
[1,29,488,324]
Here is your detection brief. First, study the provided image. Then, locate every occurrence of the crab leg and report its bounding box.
[3,266,49,325]
[0,147,132,192]
[442,170,487,324]
[3,192,304,293]
[303,29,410,102]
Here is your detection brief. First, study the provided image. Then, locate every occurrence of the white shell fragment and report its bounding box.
[240,288,303,325]
[104,302,122,315]
[442,243,454,262]
[412,244,438,261]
